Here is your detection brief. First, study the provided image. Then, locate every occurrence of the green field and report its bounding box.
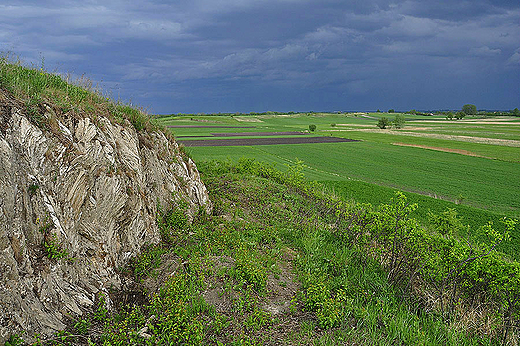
[188,142,520,215]
[158,112,520,257]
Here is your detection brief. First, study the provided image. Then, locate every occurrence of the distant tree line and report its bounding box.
[158,106,519,118]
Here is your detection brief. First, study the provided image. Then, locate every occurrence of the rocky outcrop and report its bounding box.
[0,89,211,342]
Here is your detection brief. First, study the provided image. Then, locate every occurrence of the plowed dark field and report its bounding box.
[178,136,359,147]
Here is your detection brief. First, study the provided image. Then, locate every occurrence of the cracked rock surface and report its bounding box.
[0,90,211,342]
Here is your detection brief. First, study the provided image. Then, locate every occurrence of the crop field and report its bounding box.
[158,112,520,256]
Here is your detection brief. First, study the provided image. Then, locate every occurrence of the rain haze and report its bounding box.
[1,0,519,114]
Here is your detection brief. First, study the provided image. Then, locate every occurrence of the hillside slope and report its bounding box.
[0,66,210,342]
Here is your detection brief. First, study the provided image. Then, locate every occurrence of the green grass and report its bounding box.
[325,130,520,163]
[0,53,156,133]
[188,142,520,218]
[27,159,518,345]
[322,180,520,258]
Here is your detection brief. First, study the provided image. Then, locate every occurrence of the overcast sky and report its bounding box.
[1,1,519,114]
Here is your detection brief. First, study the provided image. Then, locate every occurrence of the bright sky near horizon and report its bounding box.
[1,1,519,114]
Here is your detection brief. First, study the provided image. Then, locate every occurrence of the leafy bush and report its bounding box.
[377,117,390,129]
[308,124,316,132]
[393,114,405,128]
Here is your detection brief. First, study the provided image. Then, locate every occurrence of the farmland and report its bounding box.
[157,112,520,256]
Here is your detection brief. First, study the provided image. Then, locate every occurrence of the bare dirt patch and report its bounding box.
[392,142,494,159]
[234,117,264,122]
[179,136,359,147]
[211,131,306,137]
[336,123,372,127]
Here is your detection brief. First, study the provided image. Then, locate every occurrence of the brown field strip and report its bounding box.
[392,142,494,159]
[179,136,359,147]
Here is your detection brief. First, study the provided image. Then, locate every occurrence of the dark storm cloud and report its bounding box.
[0,0,518,113]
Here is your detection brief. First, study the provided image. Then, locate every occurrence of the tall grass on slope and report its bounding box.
[0,53,154,133]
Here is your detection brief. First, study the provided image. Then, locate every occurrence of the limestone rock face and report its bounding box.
[0,90,211,342]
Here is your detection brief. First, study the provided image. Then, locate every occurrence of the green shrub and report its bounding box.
[377,117,390,129]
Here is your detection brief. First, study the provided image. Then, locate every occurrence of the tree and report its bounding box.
[455,111,466,120]
[377,117,391,129]
[308,124,316,132]
[462,104,477,115]
[388,109,395,113]
[446,112,454,120]
[409,109,417,115]
[511,108,520,116]
[393,114,405,129]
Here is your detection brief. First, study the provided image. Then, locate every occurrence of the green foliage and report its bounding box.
[132,245,168,279]
[43,234,68,260]
[376,117,390,129]
[428,208,468,237]
[462,104,477,115]
[512,108,520,116]
[93,294,108,322]
[38,218,68,261]
[4,334,24,346]
[455,111,466,120]
[393,114,405,128]
[244,307,271,332]
[232,248,268,293]
[157,199,189,244]
[100,271,208,345]
[388,109,395,113]
[146,274,205,345]
[73,319,91,335]
[308,124,316,132]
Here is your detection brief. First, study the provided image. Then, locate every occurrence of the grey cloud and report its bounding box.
[1,0,518,113]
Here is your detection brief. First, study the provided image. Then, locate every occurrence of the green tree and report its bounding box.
[409,109,417,115]
[511,108,520,116]
[462,104,477,115]
[308,124,316,132]
[455,111,466,120]
[393,114,405,129]
[388,109,395,113]
[377,117,390,129]
[445,112,454,120]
